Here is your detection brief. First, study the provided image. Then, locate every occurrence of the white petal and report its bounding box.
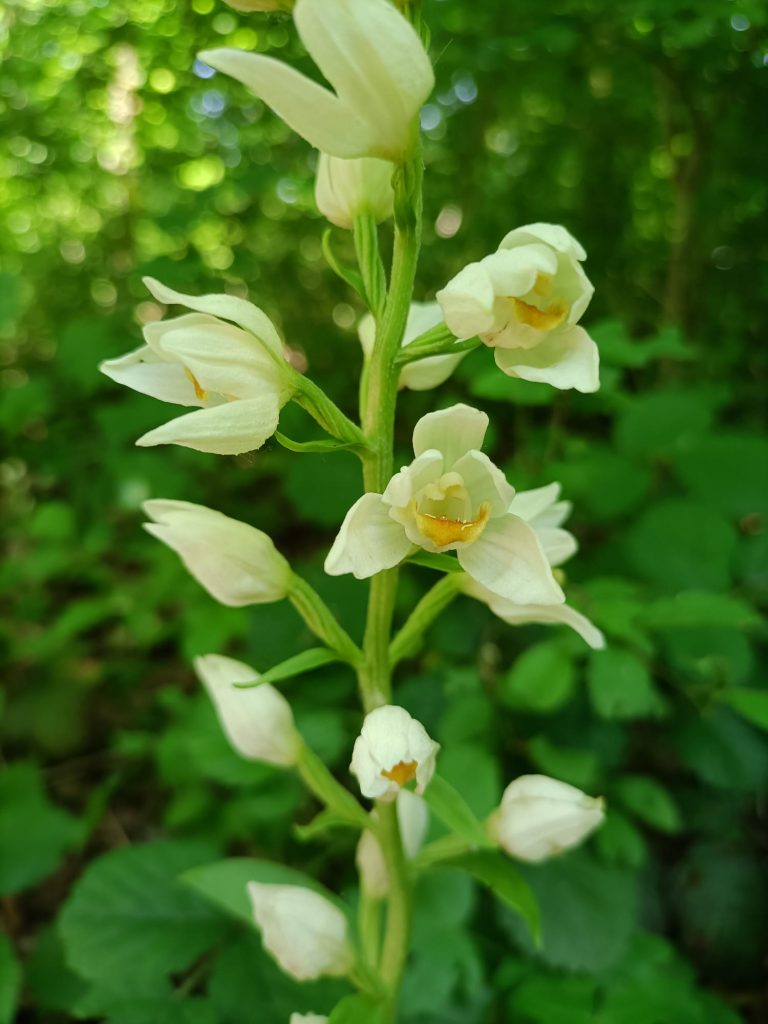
[481,245,557,299]
[451,450,516,517]
[296,0,433,160]
[537,526,578,567]
[402,301,444,344]
[143,276,284,357]
[99,346,201,407]
[494,325,600,393]
[136,395,281,455]
[499,222,587,262]
[397,790,429,860]
[199,48,374,159]
[399,351,466,391]
[508,482,562,523]
[436,261,496,340]
[382,450,443,509]
[457,514,564,604]
[412,404,489,466]
[324,493,412,579]
[315,153,394,228]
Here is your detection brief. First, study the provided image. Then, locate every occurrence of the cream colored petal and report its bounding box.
[143,276,284,357]
[315,153,394,228]
[494,325,600,393]
[403,301,444,343]
[324,493,412,579]
[457,514,564,605]
[537,526,578,567]
[498,222,587,262]
[508,482,562,523]
[451,450,516,517]
[136,395,281,455]
[436,261,496,341]
[399,351,466,392]
[481,245,557,299]
[99,346,201,407]
[198,48,374,159]
[412,404,489,466]
[382,450,443,509]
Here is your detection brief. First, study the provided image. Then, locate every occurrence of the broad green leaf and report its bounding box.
[640,591,761,630]
[508,972,597,1024]
[0,933,21,1024]
[614,775,681,833]
[594,810,647,869]
[438,743,502,820]
[673,433,768,520]
[328,994,385,1024]
[0,762,81,895]
[528,736,599,791]
[450,851,540,943]
[614,391,715,461]
[233,647,339,688]
[59,841,227,987]
[502,642,575,713]
[587,648,666,720]
[423,775,494,848]
[719,688,768,731]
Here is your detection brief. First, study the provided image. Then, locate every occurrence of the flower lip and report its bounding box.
[381,760,418,786]
[415,500,491,548]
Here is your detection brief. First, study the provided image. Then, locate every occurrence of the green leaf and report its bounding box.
[275,432,362,455]
[614,390,715,461]
[234,647,339,688]
[0,762,81,895]
[719,688,768,731]
[451,851,540,943]
[407,550,462,573]
[594,810,647,868]
[614,775,681,833]
[59,841,228,987]
[294,809,356,842]
[423,775,494,849]
[321,228,366,298]
[528,736,599,790]
[180,857,344,926]
[673,433,768,519]
[508,972,597,1024]
[587,648,666,720]
[639,590,761,631]
[329,994,385,1024]
[502,642,576,713]
[0,933,21,1024]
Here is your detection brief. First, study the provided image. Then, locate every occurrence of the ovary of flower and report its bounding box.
[356,790,429,898]
[194,654,300,766]
[350,705,439,802]
[358,302,467,392]
[99,277,294,455]
[315,153,394,229]
[247,883,354,981]
[199,0,434,162]
[436,223,599,393]
[325,404,565,606]
[143,499,291,606]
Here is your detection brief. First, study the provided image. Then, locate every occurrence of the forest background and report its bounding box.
[1,0,767,1021]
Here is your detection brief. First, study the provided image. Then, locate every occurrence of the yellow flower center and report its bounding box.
[382,760,418,786]
[184,367,209,402]
[416,501,491,548]
[509,273,568,331]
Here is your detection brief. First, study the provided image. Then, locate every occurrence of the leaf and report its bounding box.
[639,591,761,631]
[502,642,575,713]
[673,433,768,519]
[527,736,599,791]
[321,228,366,298]
[274,432,362,455]
[719,687,768,731]
[233,648,339,688]
[59,841,228,988]
[587,648,666,720]
[328,994,385,1024]
[0,933,21,1024]
[594,810,647,868]
[450,851,540,943]
[423,775,494,849]
[614,775,681,833]
[614,390,715,461]
[0,762,81,895]
[293,809,356,842]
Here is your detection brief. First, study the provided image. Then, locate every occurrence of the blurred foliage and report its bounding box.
[1,0,767,1021]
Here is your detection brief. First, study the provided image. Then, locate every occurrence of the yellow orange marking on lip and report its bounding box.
[416,501,491,547]
[510,297,568,331]
[382,761,418,786]
[184,367,209,402]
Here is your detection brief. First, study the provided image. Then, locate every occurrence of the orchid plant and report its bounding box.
[102,0,608,1020]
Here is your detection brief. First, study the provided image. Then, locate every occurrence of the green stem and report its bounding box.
[377,802,411,995]
[288,575,363,666]
[296,742,370,830]
[395,333,481,364]
[389,573,461,667]
[294,374,368,447]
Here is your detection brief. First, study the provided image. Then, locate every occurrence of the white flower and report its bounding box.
[315,153,394,229]
[350,705,439,802]
[247,883,354,981]
[144,499,290,606]
[356,790,428,897]
[489,774,605,863]
[325,404,564,605]
[100,277,293,455]
[199,0,434,161]
[436,223,599,393]
[194,654,299,765]
[358,302,466,392]
[290,1015,327,1024]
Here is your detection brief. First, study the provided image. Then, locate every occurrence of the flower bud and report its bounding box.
[489,774,604,863]
[143,499,290,606]
[247,883,354,981]
[356,790,429,897]
[315,153,394,229]
[194,654,299,766]
[350,705,439,802]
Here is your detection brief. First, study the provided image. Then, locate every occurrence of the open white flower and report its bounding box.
[315,154,394,229]
[356,790,429,897]
[247,883,354,981]
[436,223,599,393]
[488,774,605,863]
[358,302,466,391]
[100,277,294,455]
[325,404,564,605]
[199,0,434,161]
[194,654,299,765]
[350,705,439,802]
[144,499,290,605]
